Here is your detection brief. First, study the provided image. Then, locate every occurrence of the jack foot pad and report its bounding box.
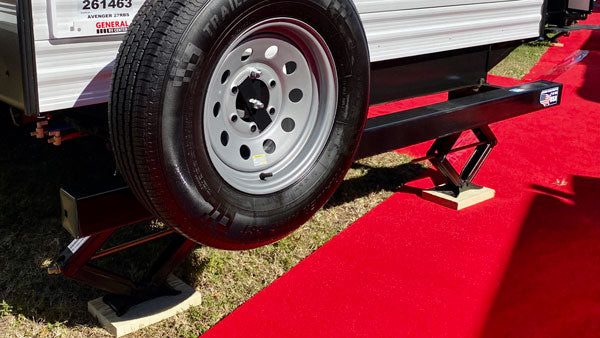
[421,184,495,210]
[88,275,201,337]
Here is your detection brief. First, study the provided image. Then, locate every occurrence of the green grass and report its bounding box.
[489,40,551,79]
[0,40,549,337]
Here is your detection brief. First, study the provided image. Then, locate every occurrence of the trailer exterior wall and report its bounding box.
[0,0,24,110]
[27,0,545,113]
[359,0,544,62]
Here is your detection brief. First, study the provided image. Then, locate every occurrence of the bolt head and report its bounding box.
[249,98,265,110]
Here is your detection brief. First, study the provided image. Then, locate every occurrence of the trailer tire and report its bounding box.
[109,0,369,249]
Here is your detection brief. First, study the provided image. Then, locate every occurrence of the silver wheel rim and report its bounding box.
[203,18,338,195]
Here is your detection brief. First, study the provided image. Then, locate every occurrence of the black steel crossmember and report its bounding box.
[356,80,562,159]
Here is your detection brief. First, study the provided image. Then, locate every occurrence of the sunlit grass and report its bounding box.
[490,40,551,79]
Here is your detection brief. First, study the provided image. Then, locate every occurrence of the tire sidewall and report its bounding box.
[159,0,369,249]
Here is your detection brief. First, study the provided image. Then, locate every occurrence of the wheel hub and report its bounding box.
[234,76,272,132]
[203,19,337,194]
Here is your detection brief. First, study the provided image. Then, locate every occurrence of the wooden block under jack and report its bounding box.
[88,275,201,337]
[421,184,495,210]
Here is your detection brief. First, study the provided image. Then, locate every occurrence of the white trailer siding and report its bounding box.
[31,0,124,112]
[0,1,16,27]
[30,0,544,113]
[0,0,23,109]
[33,38,122,112]
[359,0,544,62]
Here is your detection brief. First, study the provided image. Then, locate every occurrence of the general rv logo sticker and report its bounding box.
[49,0,143,39]
[95,19,130,34]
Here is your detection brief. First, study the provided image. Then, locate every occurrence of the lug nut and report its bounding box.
[250,125,257,133]
[231,115,238,122]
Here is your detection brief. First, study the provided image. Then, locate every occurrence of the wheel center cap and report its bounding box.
[235,76,272,132]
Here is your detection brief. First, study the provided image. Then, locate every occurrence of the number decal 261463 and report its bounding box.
[82,0,132,10]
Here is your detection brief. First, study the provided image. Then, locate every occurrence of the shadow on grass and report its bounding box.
[325,160,428,209]
[0,107,121,327]
[0,107,187,330]
[0,104,433,330]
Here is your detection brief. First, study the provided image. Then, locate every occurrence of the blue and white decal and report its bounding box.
[540,87,560,107]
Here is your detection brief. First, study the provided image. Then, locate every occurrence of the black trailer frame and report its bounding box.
[50,79,563,316]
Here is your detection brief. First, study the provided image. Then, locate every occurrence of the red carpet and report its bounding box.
[203,13,600,337]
